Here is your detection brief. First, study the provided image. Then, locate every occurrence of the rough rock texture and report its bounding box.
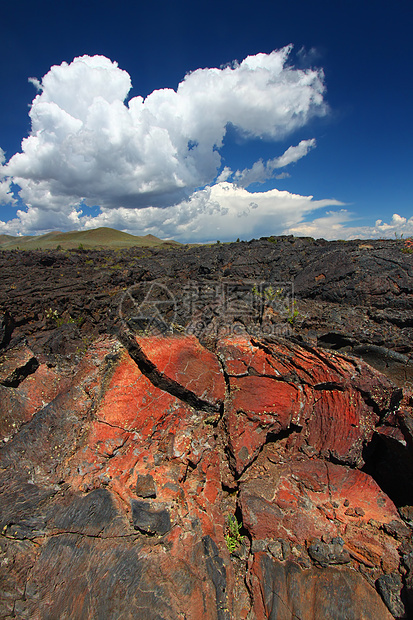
[1,329,412,618]
[1,238,413,618]
[251,555,394,620]
[1,237,412,375]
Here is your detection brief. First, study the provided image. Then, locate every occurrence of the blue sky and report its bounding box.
[0,0,412,241]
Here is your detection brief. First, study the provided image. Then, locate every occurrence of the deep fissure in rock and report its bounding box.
[1,356,40,388]
[116,326,220,414]
[362,432,413,509]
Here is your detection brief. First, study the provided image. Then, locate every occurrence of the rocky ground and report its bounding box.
[0,236,412,618]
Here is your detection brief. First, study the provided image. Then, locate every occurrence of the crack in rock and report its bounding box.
[117,325,221,414]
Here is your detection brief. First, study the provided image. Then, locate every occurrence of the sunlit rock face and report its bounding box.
[1,330,412,619]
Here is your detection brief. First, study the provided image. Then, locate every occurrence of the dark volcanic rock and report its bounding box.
[50,488,120,536]
[203,535,230,620]
[376,572,406,619]
[1,239,412,390]
[136,473,157,498]
[131,500,171,536]
[0,238,413,618]
[0,311,13,348]
[251,555,394,619]
[307,538,351,566]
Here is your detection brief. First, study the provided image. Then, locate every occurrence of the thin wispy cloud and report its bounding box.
[233,139,316,188]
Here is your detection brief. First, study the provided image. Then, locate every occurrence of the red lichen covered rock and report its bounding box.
[240,460,402,573]
[219,336,381,472]
[0,332,411,619]
[137,334,226,407]
[0,343,73,442]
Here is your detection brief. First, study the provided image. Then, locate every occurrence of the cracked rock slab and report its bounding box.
[251,555,394,620]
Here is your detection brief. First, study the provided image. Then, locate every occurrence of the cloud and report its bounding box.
[0,148,16,206]
[73,182,344,242]
[0,181,344,241]
[215,166,233,183]
[0,180,16,206]
[233,139,316,187]
[272,139,317,168]
[1,48,327,219]
[285,210,413,240]
[0,47,410,244]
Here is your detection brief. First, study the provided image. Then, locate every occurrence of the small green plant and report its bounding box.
[401,238,413,254]
[225,514,244,553]
[75,334,93,356]
[56,315,81,328]
[252,284,286,306]
[287,300,300,325]
[45,308,83,328]
[45,308,59,321]
[263,285,284,303]
[252,284,298,326]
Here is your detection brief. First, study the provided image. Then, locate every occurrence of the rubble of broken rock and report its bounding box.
[1,236,413,619]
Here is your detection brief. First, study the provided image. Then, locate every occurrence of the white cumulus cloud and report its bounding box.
[1,48,326,220]
[286,210,413,240]
[0,148,16,206]
[75,182,344,242]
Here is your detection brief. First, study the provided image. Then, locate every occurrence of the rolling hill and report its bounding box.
[0,227,181,250]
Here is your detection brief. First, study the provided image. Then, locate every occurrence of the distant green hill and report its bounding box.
[0,234,25,245]
[0,227,181,250]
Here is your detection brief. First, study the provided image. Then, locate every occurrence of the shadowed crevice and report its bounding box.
[1,356,40,388]
[116,325,220,414]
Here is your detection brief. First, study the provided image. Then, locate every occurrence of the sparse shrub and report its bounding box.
[252,284,285,304]
[287,300,300,325]
[45,308,83,328]
[225,514,244,553]
[263,285,284,303]
[45,308,59,322]
[401,238,413,254]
